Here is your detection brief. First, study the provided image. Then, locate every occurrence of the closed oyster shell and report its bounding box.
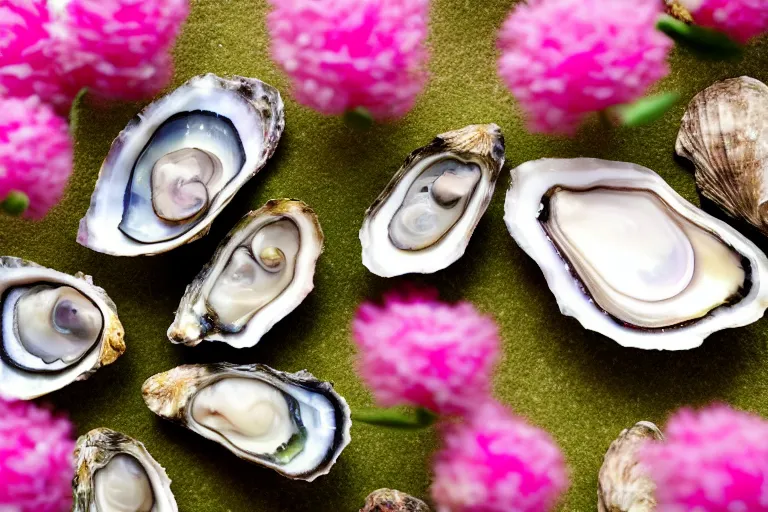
[676,76,768,236]
[361,489,431,512]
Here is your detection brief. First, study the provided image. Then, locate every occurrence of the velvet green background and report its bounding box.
[3,0,768,510]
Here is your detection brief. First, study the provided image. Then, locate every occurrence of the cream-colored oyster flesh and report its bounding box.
[677,76,768,236]
[360,124,505,277]
[78,73,285,256]
[142,363,351,482]
[73,428,177,512]
[504,158,768,350]
[168,199,323,348]
[0,257,125,399]
[598,421,663,512]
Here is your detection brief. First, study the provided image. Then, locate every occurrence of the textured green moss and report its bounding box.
[2,1,768,510]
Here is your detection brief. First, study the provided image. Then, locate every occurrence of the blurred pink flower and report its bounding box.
[680,0,768,43]
[352,287,500,416]
[0,0,71,109]
[497,0,672,135]
[267,0,429,120]
[51,0,189,101]
[0,397,75,512]
[431,401,569,512]
[0,96,73,219]
[642,404,768,511]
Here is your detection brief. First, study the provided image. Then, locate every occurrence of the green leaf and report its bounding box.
[614,92,681,127]
[656,15,743,59]
[69,88,88,134]
[352,407,438,430]
[343,107,374,130]
[1,191,29,217]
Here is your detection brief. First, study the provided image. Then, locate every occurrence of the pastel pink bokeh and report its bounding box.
[352,287,500,416]
[267,0,430,120]
[681,0,768,43]
[0,96,73,219]
[0,397,75,512]
[497,0,672,135]
[431,401,569,512]
[642,404,768,511]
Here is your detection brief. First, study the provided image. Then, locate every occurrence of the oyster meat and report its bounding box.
[142,363,351,481]
[360,124,505,277]
[504,158,768,350]
[74,428,177,512]
[78,73,285,256]
[677,76,768,237]
[168,199,323,348]
[0,257,124,399]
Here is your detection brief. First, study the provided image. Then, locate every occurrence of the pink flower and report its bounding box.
[0,397,75,512]
[497,0,672,135]
[51,0,189,101]
[0,0,71,109]
[680,0,768,43]
[352,287,500,416]
[267,0,429,120]
[642,404,768,511]
[431,401,569,512]
[0,96,73,219]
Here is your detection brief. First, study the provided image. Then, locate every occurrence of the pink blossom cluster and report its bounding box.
[352,287,569,511]
[0,397,75,512]
[497,0,672,134]
[267,0,429,120]
[681,0,768,43]
[642,404,768,511]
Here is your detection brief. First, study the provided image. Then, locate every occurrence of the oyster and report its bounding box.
[73,428,177,512]
[167,199,323,348]
[504,158,768,350]
[78,73,285,256]
[360,489,432,512]
[598,421,663,512]
[676,76,768,236]
[0,257,124,399]
[360,124,505,277]
[142,363,351,481]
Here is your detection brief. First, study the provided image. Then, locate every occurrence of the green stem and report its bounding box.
[352,407,438,430]
[656,15,742,59]
[613,92,680,127]
[1,191,29,217]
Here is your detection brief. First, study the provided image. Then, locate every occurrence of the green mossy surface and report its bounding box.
[3,1,768,510]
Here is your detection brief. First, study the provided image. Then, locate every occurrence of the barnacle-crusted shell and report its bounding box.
[598,421,663,512]
[73,428,177,512]
[0,257,125,399]
[676,76,768,236]
[78,73,285,256]
[664,0,693,22]
[360,489,431,512]
[142,363,351,481]
[360,124,505,277]
[167,199,323,348]
[504,158,768,350]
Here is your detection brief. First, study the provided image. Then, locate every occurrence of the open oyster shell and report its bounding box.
[598,421,662,512]
[78,73,285,256]
[676,76,768,237]
[142,363,351,481]
[168,199,323,348]
[504,158,768,350]
[74,428,177,512]
[0,257,124,399]
[360,124,505,277]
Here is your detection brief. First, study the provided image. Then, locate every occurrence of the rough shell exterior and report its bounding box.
[598,421,664,512]
[664,0,694,22]
[360,489,431,512]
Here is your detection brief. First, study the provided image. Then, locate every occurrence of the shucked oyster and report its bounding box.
[676,77,768,237]
[78,73,285,256]
[0,257,124,399]
[142,363,351,481]
[168,199,323,348]
[504,158,768,350]
[360,124,505,277]
[73,428,177,512]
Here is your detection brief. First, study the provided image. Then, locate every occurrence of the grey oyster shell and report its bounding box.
[360,489,431,512]
[78,73,285,256]
[360,124,505,277]
[142,363,351,481]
